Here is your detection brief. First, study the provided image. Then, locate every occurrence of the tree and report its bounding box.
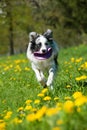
[5,0,14,55]
[27,0,87,46]
[0,0,35,55]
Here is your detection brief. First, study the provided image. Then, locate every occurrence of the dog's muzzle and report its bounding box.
[33,47,52,60]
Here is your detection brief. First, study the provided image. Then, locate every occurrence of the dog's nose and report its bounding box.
[42,49,46,53]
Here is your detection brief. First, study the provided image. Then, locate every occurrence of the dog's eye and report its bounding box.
[37,42,41,47]
[45,42,49,45]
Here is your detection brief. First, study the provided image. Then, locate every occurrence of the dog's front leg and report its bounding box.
[32,66,46,87]
[46,68,55,89]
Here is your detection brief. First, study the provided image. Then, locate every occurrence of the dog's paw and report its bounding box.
[39,79,47,87]
[50,85,53,90]
[46,82,53,90]
[46,80,52,87]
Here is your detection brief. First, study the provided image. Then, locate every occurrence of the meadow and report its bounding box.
[0,44,87,130]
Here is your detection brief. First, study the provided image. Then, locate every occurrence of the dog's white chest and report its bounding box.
[32,57,54,71]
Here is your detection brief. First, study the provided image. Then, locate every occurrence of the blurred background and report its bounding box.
[0,0,87,55]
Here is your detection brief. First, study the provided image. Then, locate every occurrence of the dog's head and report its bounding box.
[29,29,54,60]
[29,29,53,54]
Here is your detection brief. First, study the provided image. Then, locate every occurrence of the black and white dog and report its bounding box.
[27,29,58,89]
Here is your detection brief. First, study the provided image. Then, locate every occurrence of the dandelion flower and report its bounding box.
[25,99,32,105]
[43,96,51,101]
[13,117,22,124]
[25,67,30,71]
[17,107,24,112]
[41,88,48,94]
[65,85,71,88]
[80,62,87,70]
[75,95,87,106]
[25,105,32,111]
[56,119,63,125]
[35,106,47,120]
[34,99,40,104]
[0,122,6,130]
[46,107,59,116]
[52,126,61,130]
[64,96,71,100]
[4,111,12,120]
[73,91,82,99]
[26,113,36,122]
[54,97,59,101]
[75,75,87,81]
[37,93,44,97]
[63,100,74,113]
[75,57,82,63]
[71,57,75,62]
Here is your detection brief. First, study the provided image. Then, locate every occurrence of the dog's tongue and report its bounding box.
[34,48,52,60]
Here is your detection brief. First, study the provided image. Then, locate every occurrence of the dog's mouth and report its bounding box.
[34,47,52,60]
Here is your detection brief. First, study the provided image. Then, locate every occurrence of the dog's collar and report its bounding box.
[33,47,52,60]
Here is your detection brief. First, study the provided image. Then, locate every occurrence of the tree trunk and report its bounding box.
[6,0,14,55]
[9,14,14,55]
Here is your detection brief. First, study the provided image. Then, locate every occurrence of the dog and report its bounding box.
[27,29,58,89]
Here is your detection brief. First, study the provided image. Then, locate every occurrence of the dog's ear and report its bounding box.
[29,32,39,42]
[43,29,53,40]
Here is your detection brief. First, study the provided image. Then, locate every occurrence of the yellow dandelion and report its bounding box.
[0,120,4,123]
[64,96,71,100]
[4,66,10,71]
[15,65,22,72]
[31,108,37,112]
[65,70,68,73]
[0,122,6,130]
[63,100,74,113]
[77,107,81,112]
[73,91,82,99]
[41,88,48,94]
[13,117,22,124]
[75,95,87,106]
[71,57,75,62]
[26,113,36,122]
[75,75,87,81]
[80,62,87,70]
[27,106,46,121]
[46,107,59,116]
[65,85,71,88]
[17,107,24,112]
[43,96,51,101]
[9,64,13,68]
[56,103,63,108]
[34,99,40,104]
[4,111,12,120]
[54,97,59,101]
[35,106,47,120]
[25,67,30,71]
[25,105,32,111]
[14,60,21,64]
[64,61,68,64]
[75,57,82,63]
[37,93,44,97]
[56,119,63,125]
[25,99,32,105]
[2,100,6,104]
[52,126,61,130]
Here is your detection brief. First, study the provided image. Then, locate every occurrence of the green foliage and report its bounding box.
[0,0,87,54]
[0,44,87,130]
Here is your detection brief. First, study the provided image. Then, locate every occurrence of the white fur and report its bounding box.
[27,30,58,89]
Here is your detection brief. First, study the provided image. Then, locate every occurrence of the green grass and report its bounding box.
[0,44,87,130]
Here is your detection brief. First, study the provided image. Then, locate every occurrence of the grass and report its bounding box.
[0,44,87,130]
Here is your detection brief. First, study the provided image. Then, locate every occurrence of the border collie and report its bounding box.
[27,29,58,89]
